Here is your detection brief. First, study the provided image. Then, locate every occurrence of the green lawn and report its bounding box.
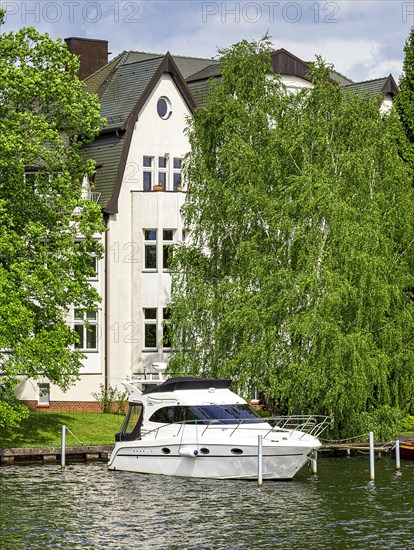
[0,412,125,448]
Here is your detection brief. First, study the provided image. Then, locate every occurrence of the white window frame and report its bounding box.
[158,156,168,190]
[143,229,157,271]
[75,240,99,281]
[37,383,50,406]
[162,229,175,271]
[143,308,157,349]
[173,157,182,191]
[143,156,154,191]
[73,309,99,352]
[88,254,99,281]
[163,307,171,350]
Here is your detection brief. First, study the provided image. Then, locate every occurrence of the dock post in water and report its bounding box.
[369,431,375,480]
[61,425,66,469]
[310,451,318,475]
[258,435,263,487]
[395,440,401,473]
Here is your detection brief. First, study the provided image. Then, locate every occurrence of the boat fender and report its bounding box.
[179,448,199,458]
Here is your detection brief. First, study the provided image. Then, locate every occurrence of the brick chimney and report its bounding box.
[65,37,109,80]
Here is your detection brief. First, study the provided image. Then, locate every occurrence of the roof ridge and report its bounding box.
[117,55,165,69]
[186,62,222,82]
[84,51,127,82]
[123,49,218,63]
[344,76,388,87]
[330,69,354,84]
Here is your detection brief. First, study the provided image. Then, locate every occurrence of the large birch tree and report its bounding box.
[0,22,105,428]
[169,38,414,439]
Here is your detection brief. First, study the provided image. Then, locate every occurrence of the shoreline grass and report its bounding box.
[0,411,124,448]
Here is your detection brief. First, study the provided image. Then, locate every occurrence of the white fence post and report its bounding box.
[395,440,401,473]
[369,431,375,481]
[258,435,263,487]
[61,425,66,469]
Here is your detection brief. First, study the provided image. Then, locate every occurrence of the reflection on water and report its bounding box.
[1,456,413,549]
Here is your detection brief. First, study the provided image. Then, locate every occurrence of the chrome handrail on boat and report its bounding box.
[262,415,332,440]
[141,415,331,440]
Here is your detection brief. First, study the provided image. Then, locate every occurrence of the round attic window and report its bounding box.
[157,96,172,120]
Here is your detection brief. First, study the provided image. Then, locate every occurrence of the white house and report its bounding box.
[15,39,399,411]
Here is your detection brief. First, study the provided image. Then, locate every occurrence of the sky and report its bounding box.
[1,0,413,82]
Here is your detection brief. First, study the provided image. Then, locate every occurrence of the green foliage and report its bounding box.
[396,27,414,144]
[339,406,403,442]
[401,414,414,433]
[0,26,105,428]
[92,384,128,414]
[169,38,414,438]
[0,385,29,429]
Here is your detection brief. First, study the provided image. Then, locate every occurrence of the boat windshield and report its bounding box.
[149,404,264,424]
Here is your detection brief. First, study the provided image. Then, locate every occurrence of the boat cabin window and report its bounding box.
[149,404,263,424]
[115,403,143,442]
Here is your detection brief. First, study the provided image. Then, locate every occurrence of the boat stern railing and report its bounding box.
[263,415,332,440]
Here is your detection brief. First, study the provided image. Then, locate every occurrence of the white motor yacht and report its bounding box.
[108,377,329,480]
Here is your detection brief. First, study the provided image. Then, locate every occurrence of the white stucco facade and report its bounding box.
[105,74,190,387]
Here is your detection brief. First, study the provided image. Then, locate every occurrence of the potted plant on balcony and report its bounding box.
[153,184,163,191]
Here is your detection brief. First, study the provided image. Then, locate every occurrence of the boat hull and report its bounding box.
[108,440,318,480]
[400,442,414,460]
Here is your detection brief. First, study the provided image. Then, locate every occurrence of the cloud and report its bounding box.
[0,0,409,82]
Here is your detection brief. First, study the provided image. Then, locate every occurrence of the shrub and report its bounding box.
[401,414,414,433]
[92,384,127,414]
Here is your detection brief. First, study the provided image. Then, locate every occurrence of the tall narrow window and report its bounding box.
[24,172,37,187]
[143,156,153,191]
[37,383,50,406]
[88,254,98,280]
[74,309,98,351]
[173,158,182,191]
[144,308,157,348]
[163,229,174,269]
[144,229,157,269]
[75,241,98,280]
[163,308,171,349]
[158,156,168,190]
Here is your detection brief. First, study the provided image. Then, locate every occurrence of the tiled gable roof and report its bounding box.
[186,63,222,82]
[80,134,125,207]
[343,75,398,97]
[84,52,127,94]
[99,56,165,130]
[187,77,221,108]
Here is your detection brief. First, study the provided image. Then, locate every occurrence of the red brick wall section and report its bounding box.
[21,400,104,413]
[20,401,128,414]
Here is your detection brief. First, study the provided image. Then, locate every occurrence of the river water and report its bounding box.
[0,456,413,549]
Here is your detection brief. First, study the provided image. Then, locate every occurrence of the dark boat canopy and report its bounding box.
[142,377,232,395]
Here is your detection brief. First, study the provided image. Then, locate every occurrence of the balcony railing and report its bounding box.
[83,190,101,203]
